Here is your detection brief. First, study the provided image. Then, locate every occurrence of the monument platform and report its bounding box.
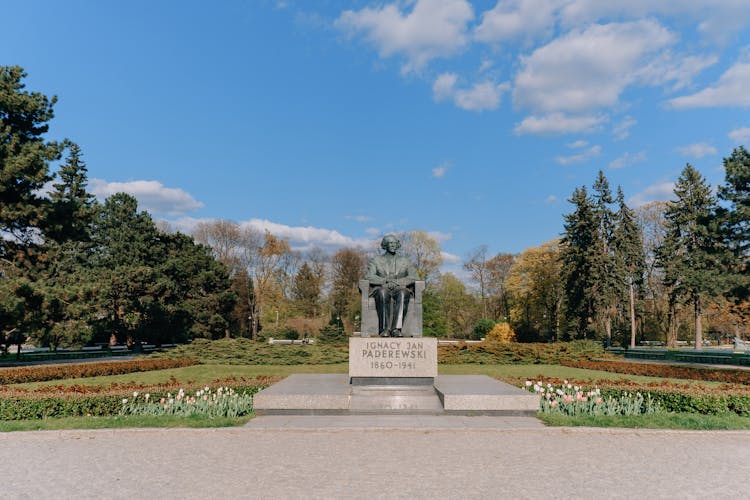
[253,374,539,416]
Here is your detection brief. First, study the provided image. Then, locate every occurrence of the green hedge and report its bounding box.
[600,388,750,417]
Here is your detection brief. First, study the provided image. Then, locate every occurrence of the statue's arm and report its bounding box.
[364,258,385,285]
[395,260,418,287]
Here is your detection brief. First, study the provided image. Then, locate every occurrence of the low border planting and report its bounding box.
[0,376,278,420]
[527,380,661,416]
[561,359,750,385]
[514,375,750,417]
[0,358,198,385]
[120,386,254,418]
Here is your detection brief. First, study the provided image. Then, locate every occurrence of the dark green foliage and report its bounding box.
[561,186,598,338]
[422,287,448,337]
[438,339,607,364]
[46,140,95,244]
[718,146,750,297]
[657,164,726,347]
[292,262,321,316]
[471,318,496,340]
[0,66,62,266]
[317,313,348,344]
[153,337,349,364]
[230,269,256,338]
[330,248,366,330]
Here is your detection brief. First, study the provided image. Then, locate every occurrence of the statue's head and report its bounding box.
[380,234,401,253]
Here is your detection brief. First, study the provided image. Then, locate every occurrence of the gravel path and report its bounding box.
[2,418,749,499]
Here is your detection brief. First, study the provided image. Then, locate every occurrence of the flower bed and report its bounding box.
[0,376,279,420]
[514,375,750,417]
[560,359,750,385]
[121,386,254,418]
[0,358,199,385]
[527,380,661,416]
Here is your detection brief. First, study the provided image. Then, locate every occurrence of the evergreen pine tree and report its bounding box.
[560,186,598,339]
[718,146,750,298]
[0,66,62,267]
[317,312,347,344]
[591,171,621,345]
[613,186,645,347]
[292,262,321,317]
[657,164,725,350]
[46,140,95,244]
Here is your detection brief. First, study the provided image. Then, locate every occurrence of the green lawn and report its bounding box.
[538,412,750,430]
[15,362,723,390]
[5,362,745,432]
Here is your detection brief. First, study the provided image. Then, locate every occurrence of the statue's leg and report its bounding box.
[373,287,391,336]
[390,289,411,336]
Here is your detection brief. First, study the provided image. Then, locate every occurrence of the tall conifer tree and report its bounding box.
[718,146,750,298]
[657,164,724,350]
[613,186,645,347]
[561,186,598,338]
[0,66,61,267]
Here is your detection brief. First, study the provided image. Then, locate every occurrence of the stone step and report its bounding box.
[349,385,444,414]
[253,374,539,416]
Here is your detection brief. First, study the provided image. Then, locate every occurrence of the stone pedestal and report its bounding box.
[253,337,539,416]
[349,337,437,383]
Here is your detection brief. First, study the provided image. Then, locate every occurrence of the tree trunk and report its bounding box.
[629,279,637,348]
[695,295,703,351]
[666,298,678,348]
[604,316,611,347]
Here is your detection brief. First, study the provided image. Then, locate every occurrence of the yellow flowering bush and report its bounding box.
[485,322,517,343]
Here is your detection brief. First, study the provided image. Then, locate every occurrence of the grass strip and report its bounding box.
[538,412,750,430]
[0,414,253,432]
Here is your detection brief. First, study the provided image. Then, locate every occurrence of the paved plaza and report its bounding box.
[2,417,749,499]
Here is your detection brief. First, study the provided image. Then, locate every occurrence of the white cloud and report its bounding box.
[545,194,558,203]
[612,116,637,141]
[559,1,750,43]
[677,142,718,158]
[427,231,453,243]
[636,52,717,91]
[89,179,203,216]
[514,112,606,135]
[433,72,459,100]
[441,251,462,264]
[629,182,676,207]
[365,227,381,236]
[669,51,750,109]
[433,72,509,111]
[335,0,474,73]
[513,20,676,114]
[432,163,449,178]
[474,0,562,45]
[555,145,601,165]
[609,151,646,169]
[566,140,588,148]
[346,215,373,223]
[729,127,750,144]
[169,216,375,251]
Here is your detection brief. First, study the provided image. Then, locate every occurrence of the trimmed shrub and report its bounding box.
[471,319,496,340]
[561,359,750,385]
[0,359,198,385]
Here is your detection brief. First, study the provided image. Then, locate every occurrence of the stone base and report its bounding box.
[253,374,539,416]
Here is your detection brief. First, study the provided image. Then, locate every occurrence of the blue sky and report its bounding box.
[3,0,750,272]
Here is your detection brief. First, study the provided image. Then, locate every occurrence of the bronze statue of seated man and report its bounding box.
[365,235,418,337]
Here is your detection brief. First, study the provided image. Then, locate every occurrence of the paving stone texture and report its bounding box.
[2,422,749,499]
